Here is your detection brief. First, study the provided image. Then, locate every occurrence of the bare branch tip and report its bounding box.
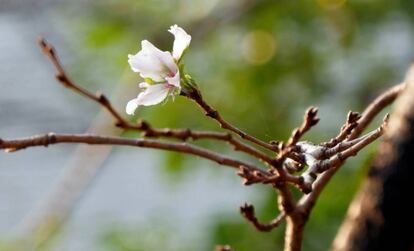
[37,37,55,55]
[240,203,254,216]
[37,37,47,47]
[306,106,318,116]
[347,111,361,123]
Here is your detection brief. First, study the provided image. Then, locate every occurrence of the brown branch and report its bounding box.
[38,38,135,129]
[30,36,404,251]
[322,111,361,148]
[273,107,320,170]
[295,83,404,213]
[38,38,278,167]
[240,203,286,232]
[184,88,279,152]
[349,83,405,139]
[298,115,388,210]
[0,133,270,175]
[144,126,275,165]
[237,165,304,188]
[287,107,319,146]
[282,82,402,251]
[300,115,388,190]
[268,107,320,214]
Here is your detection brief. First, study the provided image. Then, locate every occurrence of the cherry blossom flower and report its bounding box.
[126,25,191,115]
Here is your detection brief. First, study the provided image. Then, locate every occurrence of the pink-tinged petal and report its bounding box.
[168,25,191,61]
[126,98,139,115]
[165,71,180,88]
[136,84,171,106]
[128,40,178,82]
[128,53,164,82]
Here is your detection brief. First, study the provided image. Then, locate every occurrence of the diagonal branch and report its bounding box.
[39,38,133,129]
[143,126,275,165]
[349,83,405,139]
[184,88,279,153]
[322,111,361,148]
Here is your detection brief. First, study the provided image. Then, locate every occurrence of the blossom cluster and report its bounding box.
[126,25,192,115]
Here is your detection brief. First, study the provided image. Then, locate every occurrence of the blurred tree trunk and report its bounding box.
[331,72,414,251]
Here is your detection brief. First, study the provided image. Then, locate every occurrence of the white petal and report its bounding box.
[128,40,178,82]
[139,82,150,88]
[165,71,180,88]
[168,25,191,61]
[136,84,171,106]
[126,98,139,115]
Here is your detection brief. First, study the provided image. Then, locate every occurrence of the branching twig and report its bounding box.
[299,83,405,212]
[300,114,388,188]
[240,203,286,232]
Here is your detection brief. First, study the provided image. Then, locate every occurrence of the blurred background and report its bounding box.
[1,0,413,250]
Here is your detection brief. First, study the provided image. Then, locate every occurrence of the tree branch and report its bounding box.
[38,38,135,129]
[0,133,270,175]
[298,82,404,212]
[349,83,405,139]
[184,88,280,152]
[300,115,388,190]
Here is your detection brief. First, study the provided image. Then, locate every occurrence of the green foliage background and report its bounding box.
[54,0,414,250]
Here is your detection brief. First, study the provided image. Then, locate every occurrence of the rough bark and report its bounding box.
[331,69,414,251]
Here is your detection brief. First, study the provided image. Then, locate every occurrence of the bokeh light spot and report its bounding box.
[241,30,277,65]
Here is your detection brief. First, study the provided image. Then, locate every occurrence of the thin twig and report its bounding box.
[144,126,275,165]
[38,38,132,128]
[237,165,304,187]
[287,107,319,146]
[322,111,361,148]
[184,88,279,152]
[349,83,405,139]
[240,203,286,232]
